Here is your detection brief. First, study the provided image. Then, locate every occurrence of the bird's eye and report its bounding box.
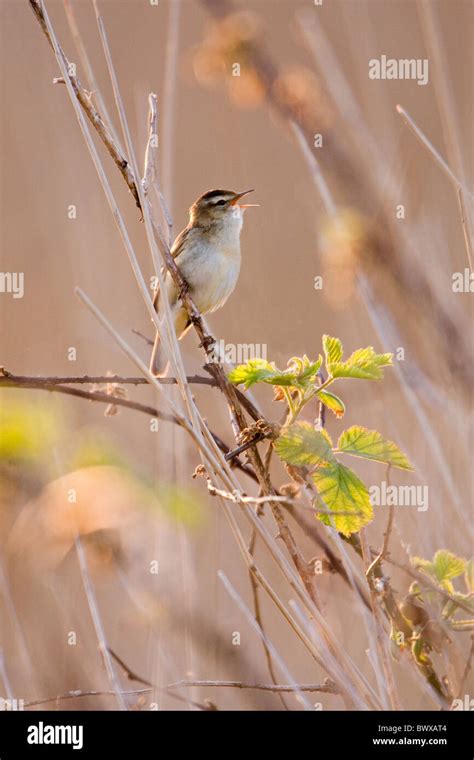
[215,199,226,206]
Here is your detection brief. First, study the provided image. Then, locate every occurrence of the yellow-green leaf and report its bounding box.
[323,335,343,368]
[337,426,413,470]
[228,356,322,390]
[274,422,334,467]
[312,462,373,536]
[412,550,466,592]
[329,346,393,380]
[316,389,345,418]
[433,550,465,583]
[228,359,279,388]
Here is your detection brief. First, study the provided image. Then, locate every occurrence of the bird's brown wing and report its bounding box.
[152,224,192,310]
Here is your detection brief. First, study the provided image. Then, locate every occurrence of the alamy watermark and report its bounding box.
[27,721,83,750]
[369,56,429,86]
[0,697,24,711]
[0,271,24,298]
[208,339,267,364]
[452,268,473,293]
[370,481,429,512]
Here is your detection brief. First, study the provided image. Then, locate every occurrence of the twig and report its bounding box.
[224,432,269,461]
[131,328,154,346]
[104,646,214,710]
[141,93,173,242]
[366,465,394,578]
[416,0,473,269]
[106,646,152,687]
[396,104,473,198]
[23,678,337,710]
[0,370,216,387]
[166,679,338,694]
[207,481,361,517]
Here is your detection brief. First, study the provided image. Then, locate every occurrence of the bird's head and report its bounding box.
[189,188,257,227]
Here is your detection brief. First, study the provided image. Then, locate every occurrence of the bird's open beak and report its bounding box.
[231,189,259,207]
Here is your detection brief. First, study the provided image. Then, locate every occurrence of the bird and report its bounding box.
[149,188,257,376]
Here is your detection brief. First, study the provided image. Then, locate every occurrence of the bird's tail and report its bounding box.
[149,331,170,377]
[149,305,191,377]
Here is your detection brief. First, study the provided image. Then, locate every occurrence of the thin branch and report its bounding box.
[207,481,361,517]
[0,370,216,387]
[23,678,337,710]
[366,465,394,579]
[141,93,173,241]
[396,104,473,199]
[166,679,338,694]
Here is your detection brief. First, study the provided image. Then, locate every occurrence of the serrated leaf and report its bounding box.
[329,346,393,380]
[337,426,413,470]
[316,389,345,418]
[323,335,343,369]
[228,359,278,388]
[413,551,466,590]
[433,550,465,583]
[312,462,373,536]
[274,422,334,467]
[296,355,323,384]
[228,356,322,390]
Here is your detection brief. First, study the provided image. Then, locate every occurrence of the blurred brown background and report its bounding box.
[0,0,472,710]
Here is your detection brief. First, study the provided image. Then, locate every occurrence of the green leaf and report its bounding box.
[316,389,345,418]
[274,422,335,467]
[412,550,466,590]
[228,356,322,390]
[228,359,280,389]
[337,426,413,470]
[292,355,323,385]
[329,346,393,380]
[312,462,373,536]
[323,335,343,369]
[433,550,465,584]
